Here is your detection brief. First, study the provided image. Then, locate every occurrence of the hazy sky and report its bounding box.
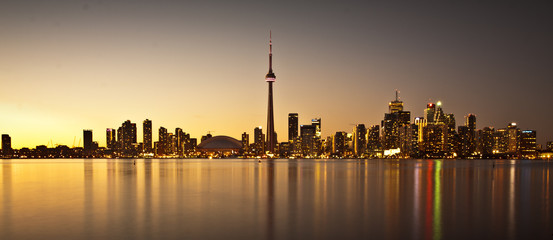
[1,1,552,148]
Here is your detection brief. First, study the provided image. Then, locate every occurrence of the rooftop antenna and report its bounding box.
[395,89,399,101]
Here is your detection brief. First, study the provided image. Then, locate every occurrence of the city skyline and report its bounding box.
[1,1,553,148]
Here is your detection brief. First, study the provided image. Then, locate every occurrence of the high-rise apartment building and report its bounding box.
[158,127,168,155]
[254,126,265,155]
[288,113,298,142]
[241,132,249,153]
[353,124,366,157]
[143,119,152,153]
[106,128,116,149]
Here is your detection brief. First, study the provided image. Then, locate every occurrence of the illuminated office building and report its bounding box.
[388,90,403,113]
[312,118,322,138]
[493,128,508,154]
[424,103,436,124]
[507,123,520,154]
[520,130,537,158]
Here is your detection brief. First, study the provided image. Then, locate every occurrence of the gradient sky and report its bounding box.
[1,1,552,148]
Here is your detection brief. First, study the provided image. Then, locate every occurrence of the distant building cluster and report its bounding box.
[274,91,547,159]
[0,92,551,159]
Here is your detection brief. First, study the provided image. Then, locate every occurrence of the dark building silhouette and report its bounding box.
[2,134,12,156]
[175,128,184,155]
[353,124,366,157]
[332,132,347,156]
[288,113,298,143]
[143,119,152,153]
[241,132,249,153]
[479,127,495,157]
[83,130,93,152]
[466,114,476,154]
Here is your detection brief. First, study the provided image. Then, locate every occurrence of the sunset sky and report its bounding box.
[1,1,552,148]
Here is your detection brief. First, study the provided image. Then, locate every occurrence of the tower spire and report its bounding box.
[265,31,276,82]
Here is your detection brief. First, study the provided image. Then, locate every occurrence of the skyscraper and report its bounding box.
[367,125,380,156]
[424,103,436,124]
[254,126,265,155]
[507,122,519,154]
[520,130,536,158]
[2,134,12,156]
[466,114,476,154]
[311,118,321,138]
[382,93,410,150]
[265,32,276,154]
[83,130,93,152]
[120,120,136,152]
[388,90,403,113]
[332,132,347,156]
[288,113,298,142]
[143,119,152,153]
[158,127,168,155]
[300,125,317,157]
[353,124,367,157]
[106,128,116,149]
[241,132,249,153]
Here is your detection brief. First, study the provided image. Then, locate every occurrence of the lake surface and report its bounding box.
[1,159,552,240]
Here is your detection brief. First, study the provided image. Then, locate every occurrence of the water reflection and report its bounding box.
[0,159,552,240]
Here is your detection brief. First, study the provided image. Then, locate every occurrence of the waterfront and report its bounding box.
[1,159,552,240]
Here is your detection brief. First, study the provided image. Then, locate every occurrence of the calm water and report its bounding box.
[1,159,552,240]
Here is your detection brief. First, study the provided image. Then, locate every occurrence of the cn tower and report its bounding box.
[265,31,276,154]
